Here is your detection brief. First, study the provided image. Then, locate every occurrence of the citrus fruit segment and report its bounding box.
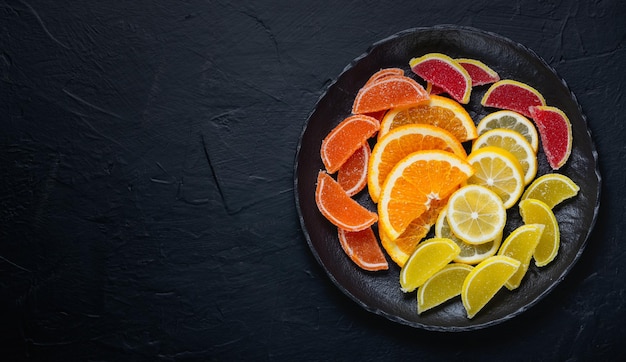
[465,146,525,209]
[446,185,507,245]
[497,224,544,290]
[320,114,379,174]
[352,75,429,114]
[417,263,473,314]
[476,110,539,153]
[409,53,472,104]
[521,173,580,208]
[368,124,466,203]
[519,198,560,267]
[315,171,378,232]
[461,255,521,319]
[364,68,405,87]
[399,238,461,292]
[481,80,546,118]
[435,205,501,265]
[528,105,573,170]
[379,198,447,267]
[338,227,389,271]
[456,58,500,86]
[378,150,474,240]
[472,128,538,185]
[379,95,477,142]
[337,143,370,196]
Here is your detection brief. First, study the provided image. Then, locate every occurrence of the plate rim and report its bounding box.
[293,24,602,332]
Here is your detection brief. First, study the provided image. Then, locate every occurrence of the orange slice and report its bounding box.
[315,171,377,232]
[364,68,405,87]
[338,227,389,271]
[456,58,500,86]
[481,80,546,118]
[379,197,448,267]
[379,95,478,142]
[368,124,467,203]
[378,150,474,240]
[409,53,472,104]
[320,114,379,174]
[528,105,573,170]
[337,143,370,196]
[352,75,429,114]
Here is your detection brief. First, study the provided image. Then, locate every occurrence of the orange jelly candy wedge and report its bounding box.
[320,114,379,174]
[352,76,429,114]
[315,171,378,232]
[338,227,389,271]
[364,68,405,87]
[337,143,370,196]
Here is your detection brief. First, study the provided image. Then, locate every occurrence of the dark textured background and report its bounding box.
[1,0,625,360]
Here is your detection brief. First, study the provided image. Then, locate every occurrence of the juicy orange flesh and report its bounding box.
[321,115,379,174]
[315,171,377,231]
[353,77,428,114]
[390,106,468,141]
[412,59,468,102]
[338,227,388,271]
[337,143,370,196]
[483,84,543,118]
[378,133,464,190]
[387,161,470,234]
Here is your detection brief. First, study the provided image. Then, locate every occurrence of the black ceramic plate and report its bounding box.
[294,26,601,331]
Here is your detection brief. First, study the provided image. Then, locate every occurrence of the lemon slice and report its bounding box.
[417,263,473,314]
[476,110,539,153]
[435,205,501,265]
[465,146,525,209]
[472,128,537,185]
[399,237,460,293]
[461,255,521,319]
[446,185,507,245]
[497,224,545,290]
[519,199,560,267]
[521,173,580,208]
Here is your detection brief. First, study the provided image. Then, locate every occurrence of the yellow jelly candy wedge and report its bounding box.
[497,224,545,290]
[521,173,580,209]
[519,198,560,267]
[417,263,473,314]
[461,255,521,319]
[399,237,460,293]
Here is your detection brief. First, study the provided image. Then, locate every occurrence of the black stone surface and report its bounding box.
[1,0,625,360]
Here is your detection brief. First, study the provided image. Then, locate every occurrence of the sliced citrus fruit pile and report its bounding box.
[378,150,474,240]
[529,105,573,170]
[379,95,477,142]
[417,263,473,314]
[399,237,460,292]
[481,79,546,118]
[521,173,580,208]
[368,124,466,203]
[338,227,389,271]
[312,54,582,317]
[409,53,472,104]
[461,255,521,319]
